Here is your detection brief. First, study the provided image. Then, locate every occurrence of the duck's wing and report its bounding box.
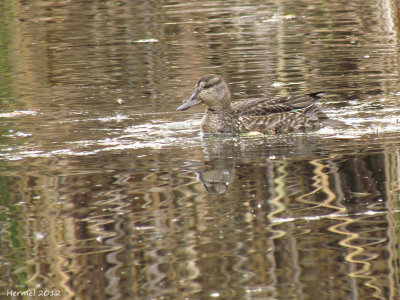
[234,92,325,116]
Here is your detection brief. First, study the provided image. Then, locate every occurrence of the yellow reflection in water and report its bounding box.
[311,157,384,300]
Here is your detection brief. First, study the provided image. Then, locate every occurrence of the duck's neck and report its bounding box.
[206,104,233,113]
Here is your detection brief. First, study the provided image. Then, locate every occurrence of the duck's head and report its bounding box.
[177,74,231,112]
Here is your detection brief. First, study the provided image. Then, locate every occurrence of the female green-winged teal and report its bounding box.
[177,74,343,134]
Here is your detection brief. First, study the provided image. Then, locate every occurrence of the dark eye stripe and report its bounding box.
[203,79,219,89]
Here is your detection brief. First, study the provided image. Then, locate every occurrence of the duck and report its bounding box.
[176,74,344,134]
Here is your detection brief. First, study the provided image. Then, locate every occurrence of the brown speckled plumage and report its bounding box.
[177,74,342,134]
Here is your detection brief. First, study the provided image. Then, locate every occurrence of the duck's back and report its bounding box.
[233,92,325,116]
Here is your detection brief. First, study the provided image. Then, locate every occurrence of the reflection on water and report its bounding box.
[0,0,400,299]
[1,138,399,299]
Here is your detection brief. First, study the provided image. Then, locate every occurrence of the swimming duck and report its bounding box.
[177,74,342,134]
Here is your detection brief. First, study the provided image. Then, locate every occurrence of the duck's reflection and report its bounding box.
[195,158,235,194]
[193,133,384,203]
[195,133,322,194]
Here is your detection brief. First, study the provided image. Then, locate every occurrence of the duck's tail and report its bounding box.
[304,102,347,127]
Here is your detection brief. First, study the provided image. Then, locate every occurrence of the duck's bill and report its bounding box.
[176,93,201,111]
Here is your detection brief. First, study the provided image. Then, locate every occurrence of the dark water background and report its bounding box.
[0,0,400,299]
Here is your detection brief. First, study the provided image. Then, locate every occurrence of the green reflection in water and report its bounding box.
[0,0,20,269]
[0,174,28,290]
[0,0,14,102]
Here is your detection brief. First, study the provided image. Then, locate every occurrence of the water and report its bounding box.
[0,0,399,299]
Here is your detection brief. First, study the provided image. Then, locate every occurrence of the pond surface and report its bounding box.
[0,0,400,299]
